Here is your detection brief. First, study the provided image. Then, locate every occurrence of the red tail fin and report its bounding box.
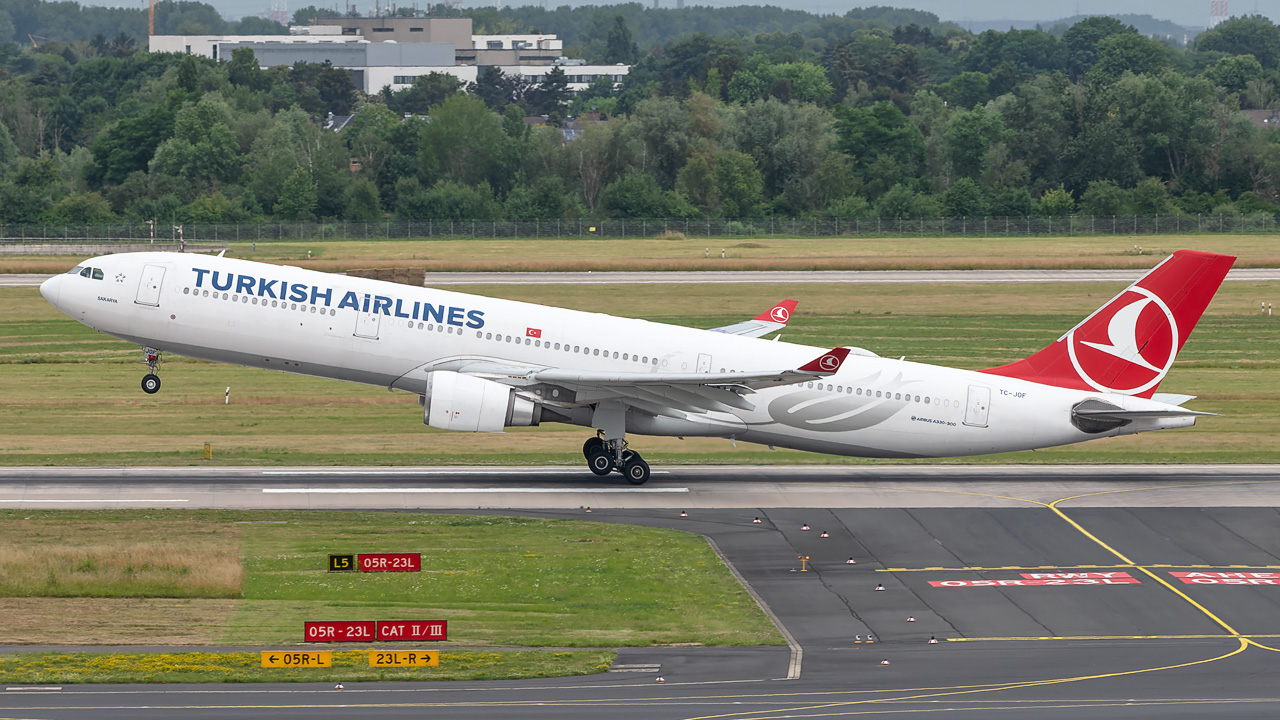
[982,250,1235,397]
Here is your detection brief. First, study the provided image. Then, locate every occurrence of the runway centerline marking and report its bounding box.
[261,487,689,494]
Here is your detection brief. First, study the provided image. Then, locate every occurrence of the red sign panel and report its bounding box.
[358,553,421,572]
[376,620,448,641]
[1171,572,1280,585]
[304,621,376,642]
[1019,572,1134,579]
[929,575,1140,588]
[526,327,542,338]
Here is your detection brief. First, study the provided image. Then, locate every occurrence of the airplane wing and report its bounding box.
[455,347,851,419]
[709,299,798,338]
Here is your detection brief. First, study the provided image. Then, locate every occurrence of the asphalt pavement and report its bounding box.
[3,466,1280,719]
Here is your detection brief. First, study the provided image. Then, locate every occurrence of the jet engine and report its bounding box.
[422,370,541,432]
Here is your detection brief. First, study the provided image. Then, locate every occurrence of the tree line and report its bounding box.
[1,4,1280,226]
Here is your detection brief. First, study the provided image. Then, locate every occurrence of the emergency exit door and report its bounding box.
[696,353,712,373]
[134,264,166,306]
[964,385,991,428]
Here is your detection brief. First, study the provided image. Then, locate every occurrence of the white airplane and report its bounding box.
[39,249,1234,484]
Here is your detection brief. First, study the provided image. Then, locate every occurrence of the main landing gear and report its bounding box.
[582,435,650,485]
[140,346,162,394]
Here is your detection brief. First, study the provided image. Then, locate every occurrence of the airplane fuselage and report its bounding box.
[41,252,1197,460]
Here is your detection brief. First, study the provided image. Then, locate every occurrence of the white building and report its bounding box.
[149,21,626,96]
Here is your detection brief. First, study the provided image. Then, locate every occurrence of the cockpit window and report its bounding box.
[78,267,91,277]
[67,266,84,275]
[91,268,104,280]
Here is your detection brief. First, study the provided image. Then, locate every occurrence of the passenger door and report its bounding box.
[134,264,166,306]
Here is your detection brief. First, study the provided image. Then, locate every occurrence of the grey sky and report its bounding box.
[82,0,1279,30]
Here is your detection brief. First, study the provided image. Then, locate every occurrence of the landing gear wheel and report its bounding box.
[582,436,604,459]
[587,449,614,476]
[622,454,650,486]
[141,374,161,394]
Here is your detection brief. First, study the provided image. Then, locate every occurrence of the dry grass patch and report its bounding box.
[0,516,242,598]
[0,598,236,644]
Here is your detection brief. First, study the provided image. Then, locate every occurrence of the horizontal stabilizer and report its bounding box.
[710,299,798,338]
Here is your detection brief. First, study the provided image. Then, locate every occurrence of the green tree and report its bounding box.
[1196,15,1280,69]
[944,106,1005,180]
[390,72,464,114]
[531,67,571,118]
[941,177,986,217]
[1062,16,1135,79]
[419,94,506,188]
[834,101,925,180]
[939,71,990,108]
[504,175,570,219]
[47,191,114,224]
[0,123,17,180]
[1088,33,1170,81]
[874,183,939,218]
[1202,54,1265,92]
[86,105,176,187]
[343,178,383,220]
[600,173,688,217]
[1078,180,1131,216]
[604,15,638,65]
[1131,177,1173,214]
[227,47,269,91]
[274,166,318,221]
[397,178,497,220]
[149,97,241,190]
[1037,185,1075,217]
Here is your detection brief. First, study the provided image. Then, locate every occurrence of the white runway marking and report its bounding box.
[261,487,689,494]
[262,469,668,476]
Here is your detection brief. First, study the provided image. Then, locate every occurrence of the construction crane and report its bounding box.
[149,0,154,36]
[28,34,54,49]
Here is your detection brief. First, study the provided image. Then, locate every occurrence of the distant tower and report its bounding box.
[270,0,289,25]
[1209,0,1228,28]
[676,0,683,8]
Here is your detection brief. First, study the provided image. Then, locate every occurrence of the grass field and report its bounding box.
[0,510,781,649]
[2,233,1278,274]
[2,271,1277,464]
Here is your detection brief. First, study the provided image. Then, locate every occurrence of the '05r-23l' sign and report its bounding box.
[329,553,421,572]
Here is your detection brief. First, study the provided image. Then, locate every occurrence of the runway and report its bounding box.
[3,465,1280,719]
[3,464,1280,510]
[5,267,1280,287]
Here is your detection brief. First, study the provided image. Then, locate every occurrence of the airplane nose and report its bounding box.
[39,274,61,307]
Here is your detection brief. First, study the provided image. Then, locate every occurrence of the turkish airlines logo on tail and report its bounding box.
[769,305,791,323]
[818,353,842,372]
[1066,287,1178,395]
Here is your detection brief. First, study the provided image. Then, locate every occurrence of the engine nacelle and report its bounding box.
[423,371,540,433]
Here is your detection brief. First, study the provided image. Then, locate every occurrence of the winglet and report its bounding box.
[753,299,798,324]
[798,347,850,374]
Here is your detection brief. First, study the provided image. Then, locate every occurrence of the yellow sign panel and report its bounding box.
[260,651,332,668]
[368,650,439,667]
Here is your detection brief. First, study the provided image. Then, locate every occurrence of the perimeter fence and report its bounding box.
[1,213,1278,245]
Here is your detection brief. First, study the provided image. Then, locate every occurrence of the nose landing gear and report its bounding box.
[582,433,650,485]
[141,347,162,394]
